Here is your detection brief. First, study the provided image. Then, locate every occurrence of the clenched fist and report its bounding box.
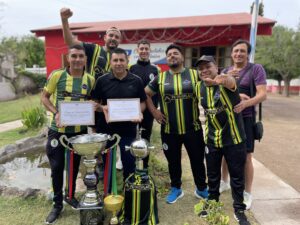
[60,8,73,20]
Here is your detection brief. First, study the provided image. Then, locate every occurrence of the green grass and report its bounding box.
[0,196,79,225]
[0,94,41,123]
[0,127,40,148]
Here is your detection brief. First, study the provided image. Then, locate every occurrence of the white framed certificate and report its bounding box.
[59,101,95,126]
[107,98,141,122]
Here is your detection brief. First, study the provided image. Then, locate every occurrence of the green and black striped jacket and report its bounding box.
[196,81,246,148]
[148,68,201,135]
[83,42,111,80]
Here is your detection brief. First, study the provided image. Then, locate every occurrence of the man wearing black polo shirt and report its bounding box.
[145,44,208,204]
[92,48,147,180]
[129,39,160,169]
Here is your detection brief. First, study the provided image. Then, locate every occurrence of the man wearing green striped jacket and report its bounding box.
[41,45,95,224]
[195,55,250,225]
[145,44,208,204]
[60,8,122,135]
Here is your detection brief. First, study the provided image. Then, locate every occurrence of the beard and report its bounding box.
[168,62,180,69]
[107,39,118,51]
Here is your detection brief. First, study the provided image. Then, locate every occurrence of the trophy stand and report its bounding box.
[120,125,158,224]
[60,133,120,225]
[79,157,104,225]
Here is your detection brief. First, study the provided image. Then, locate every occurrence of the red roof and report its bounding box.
[31,12,276,34]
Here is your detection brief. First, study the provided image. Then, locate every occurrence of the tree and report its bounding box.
[0,35,45,67]
[19,36,45,67]
[256,26,300,97]
[264,67,283,94]
[250,1,264,16]
[0,35,45,96]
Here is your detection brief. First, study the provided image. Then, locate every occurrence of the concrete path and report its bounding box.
[0,120,23,132]
[252,158,300,225]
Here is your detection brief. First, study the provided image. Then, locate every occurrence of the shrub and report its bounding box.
[194,199,230,225]
[21,106,47,129]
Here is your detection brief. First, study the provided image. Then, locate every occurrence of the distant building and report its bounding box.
[31,12,275,77]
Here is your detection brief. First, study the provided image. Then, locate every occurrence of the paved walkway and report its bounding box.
[0,120,23,132]
[252,159,300,225]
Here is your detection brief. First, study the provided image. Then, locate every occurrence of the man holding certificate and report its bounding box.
[91,47,147,180]
[41,45,95,224]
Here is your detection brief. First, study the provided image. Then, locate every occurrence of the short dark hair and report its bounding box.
[137,39,150,47]
[165,44,183,55]
[69,44,85,52]
[111,47,128,57]
[106,27,121,36]
[231,39,252,54]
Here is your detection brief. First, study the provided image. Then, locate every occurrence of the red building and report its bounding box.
[31,12,275,76]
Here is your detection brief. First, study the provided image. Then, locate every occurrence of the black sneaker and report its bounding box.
[198,209,208,218]
[234,210,251,225]
[198,202,209,218]
[45,206,63,224]
[63,196,79,209]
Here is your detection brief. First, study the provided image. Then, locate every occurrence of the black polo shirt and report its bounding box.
[91,72,147,137]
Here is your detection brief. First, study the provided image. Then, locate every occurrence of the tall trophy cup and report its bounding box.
[60,133,120,225]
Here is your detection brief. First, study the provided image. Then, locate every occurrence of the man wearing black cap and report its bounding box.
[196,55,250,225]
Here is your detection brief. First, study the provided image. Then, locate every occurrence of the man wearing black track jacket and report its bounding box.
[129,39,160,169]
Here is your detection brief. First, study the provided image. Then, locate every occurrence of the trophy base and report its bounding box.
[77,201,104,210]
[80,209,104,225]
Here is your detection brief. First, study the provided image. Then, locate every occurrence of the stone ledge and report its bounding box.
[0,128,47,159]
[0,185,46,198]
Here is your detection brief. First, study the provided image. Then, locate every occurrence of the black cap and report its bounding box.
[195,55,216,66]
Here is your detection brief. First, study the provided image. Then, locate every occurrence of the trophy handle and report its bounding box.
[59,135,72,151]
[108,134,121,150]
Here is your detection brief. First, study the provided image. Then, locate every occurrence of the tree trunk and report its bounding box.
[283,77,291,97]
[277,80,282,94]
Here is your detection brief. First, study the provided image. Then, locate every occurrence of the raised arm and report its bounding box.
[60,8,81,46]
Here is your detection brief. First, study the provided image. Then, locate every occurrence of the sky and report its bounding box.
[0,0,300,37]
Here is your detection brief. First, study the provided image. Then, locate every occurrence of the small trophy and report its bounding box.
[60,133,120,225]
[104,194,124,225]
[125,125,155,170]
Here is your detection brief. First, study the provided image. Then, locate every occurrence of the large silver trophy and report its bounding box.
[125,126,154,170]
[60,133,121,225]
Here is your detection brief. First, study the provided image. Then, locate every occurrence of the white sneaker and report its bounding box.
[116,157,123,170]
[243,191,253,210]
[219,180,231,193]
